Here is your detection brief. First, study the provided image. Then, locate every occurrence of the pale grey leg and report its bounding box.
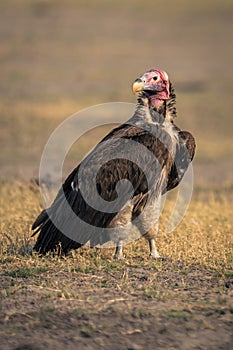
[148,238,161,258]
[133,196,162,259]
[114,240,124,260]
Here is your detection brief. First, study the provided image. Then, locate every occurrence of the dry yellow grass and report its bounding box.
[0,181,231,273]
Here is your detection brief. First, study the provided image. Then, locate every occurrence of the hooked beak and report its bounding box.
[132,78,144,94]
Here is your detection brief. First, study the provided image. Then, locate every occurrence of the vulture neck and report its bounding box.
[136,82,177,124]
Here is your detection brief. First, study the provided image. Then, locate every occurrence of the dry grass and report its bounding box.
[0,180,232,276]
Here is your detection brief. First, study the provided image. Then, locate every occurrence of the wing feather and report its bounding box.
[164,129,196,192]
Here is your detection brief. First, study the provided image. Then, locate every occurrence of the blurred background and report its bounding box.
[0,0,232,192]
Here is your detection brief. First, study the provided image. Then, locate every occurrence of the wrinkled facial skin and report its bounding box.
[132,69,170,102]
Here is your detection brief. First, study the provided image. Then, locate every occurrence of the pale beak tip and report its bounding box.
[132,79,144,94]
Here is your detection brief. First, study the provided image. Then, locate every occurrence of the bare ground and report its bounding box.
[0,249,232,350]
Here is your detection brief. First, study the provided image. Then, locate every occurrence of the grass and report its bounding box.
[0,180,232,276]
[5,267,48,278]
[166,310,194,319]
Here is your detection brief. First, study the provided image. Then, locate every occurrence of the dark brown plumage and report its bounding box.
[32,69,195,259]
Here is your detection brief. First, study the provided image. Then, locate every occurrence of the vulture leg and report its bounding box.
[109,202,134,260]
[133,196,162,258]
[133,220,161,258]
[114,240,124,260]
[148,237,161,259]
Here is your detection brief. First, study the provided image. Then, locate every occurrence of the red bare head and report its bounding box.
[132,69,170,107]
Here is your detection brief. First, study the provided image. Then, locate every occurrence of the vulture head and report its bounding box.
[132,69,172,111]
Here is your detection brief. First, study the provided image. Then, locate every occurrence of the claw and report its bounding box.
[149,254,169,261]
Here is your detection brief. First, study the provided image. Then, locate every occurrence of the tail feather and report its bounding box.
[32,188,82,255]
[33,218,81,255]
[31,209,48,232]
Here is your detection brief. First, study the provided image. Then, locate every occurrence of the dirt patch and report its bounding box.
[1,262,232,350]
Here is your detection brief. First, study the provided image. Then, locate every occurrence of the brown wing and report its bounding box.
[164,130,196,193]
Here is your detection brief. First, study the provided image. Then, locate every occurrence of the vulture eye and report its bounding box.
[152,76,158,81]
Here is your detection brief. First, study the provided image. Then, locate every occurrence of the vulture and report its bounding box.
[32,69,195,259]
